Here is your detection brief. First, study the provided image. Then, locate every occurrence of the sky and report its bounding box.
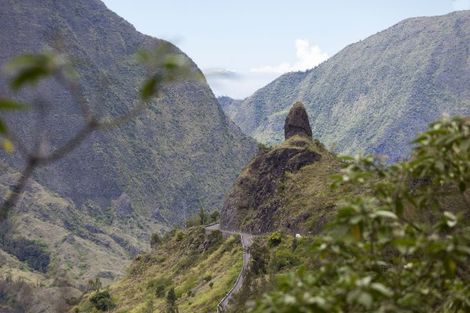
[101,0,470,99]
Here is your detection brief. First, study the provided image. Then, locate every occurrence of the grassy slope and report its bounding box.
[0,163,155,285]
[274,136,342,233]
[75,227,242,313]
[0,1,256,310]
[227,135,346,234]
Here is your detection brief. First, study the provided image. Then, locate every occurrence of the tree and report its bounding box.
[252,117,470,313]
[199,206,206,225]
[87,277,102,292]
[150,233,162,249]
[166,287,179,313]
[89,290,114,311]
[210,210,220,223]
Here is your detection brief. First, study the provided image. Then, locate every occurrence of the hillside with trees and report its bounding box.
[223,11,470,162]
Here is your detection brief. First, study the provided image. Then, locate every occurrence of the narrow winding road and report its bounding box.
[205,223,254,312]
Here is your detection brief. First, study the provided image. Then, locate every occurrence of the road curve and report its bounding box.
[205,223,254,312]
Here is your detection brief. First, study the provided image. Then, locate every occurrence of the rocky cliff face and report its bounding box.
[221,103,339,234]
[222,11,470,161]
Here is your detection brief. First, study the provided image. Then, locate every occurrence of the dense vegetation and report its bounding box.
[75,227,243,313]
[222,11,470,162]
[241,117,470,312]
[89,116,470,313]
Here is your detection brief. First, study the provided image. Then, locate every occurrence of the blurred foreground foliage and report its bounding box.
[253,117,470,313]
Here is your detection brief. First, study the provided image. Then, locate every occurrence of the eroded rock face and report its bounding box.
[220,141,320,234]
[284,102,312,140]
[220,102,324,234]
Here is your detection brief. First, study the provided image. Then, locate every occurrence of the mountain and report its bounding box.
[221,103,341,235]
[75,103,344,313]
[0,0,256,309]
[217,96,243,123]
[223,11,470,161]
[0,0,256,223]
[75,107,470,313]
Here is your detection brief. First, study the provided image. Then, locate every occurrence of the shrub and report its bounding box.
[147,277,172,298]
[250,240,270,275]
[267,231,282,247]
[166,288,178,313]
[210,210,220,223]
[269,249,300,272]
[89,290,114,311]
[175,231,184,242]
[150,233,162,249]
[87,277,102,292]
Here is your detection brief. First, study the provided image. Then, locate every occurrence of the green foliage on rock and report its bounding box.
[221,134,342,234]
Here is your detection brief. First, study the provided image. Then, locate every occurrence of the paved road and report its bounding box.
[205,224,254,312]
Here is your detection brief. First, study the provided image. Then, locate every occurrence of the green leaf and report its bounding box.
[6,52,71,91]
[374,210,398,220]
[371,283,393,297]
[444,211,457,228]
[140,76,159,101]
[445,258,457,277]
[395,197,404,216]
[10,66,49,90]
[351,224,361,240]
[357,291,373,308]
[0,99,27,110]
[0,119,7,134]
[1,138,14,153]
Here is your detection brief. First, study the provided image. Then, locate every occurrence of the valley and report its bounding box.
[0,1,469,313]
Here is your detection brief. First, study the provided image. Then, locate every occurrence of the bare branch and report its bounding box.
[0,159,36,221]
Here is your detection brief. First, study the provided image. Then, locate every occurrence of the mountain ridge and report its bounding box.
[0,1,256,310]
[222,10,470,161]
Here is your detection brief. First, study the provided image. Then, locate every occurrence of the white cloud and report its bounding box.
[250,39,329,74]
[452,0,470,10]
[204,68,240,80]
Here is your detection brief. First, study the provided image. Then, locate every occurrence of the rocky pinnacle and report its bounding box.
[284,102,312,140]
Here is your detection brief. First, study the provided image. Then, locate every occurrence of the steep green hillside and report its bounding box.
[221,103,345,235]
[224,11,470,161]
[75,227,242,313]
[220,135,342,234]
[80,114,470,313]
[0,0,256,224]
[0,0,256,311]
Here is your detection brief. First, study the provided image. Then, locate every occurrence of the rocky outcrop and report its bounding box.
[221,103,323,234]
[284,102,312,140]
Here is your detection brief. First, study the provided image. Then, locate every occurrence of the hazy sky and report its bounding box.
[102,0,470,98]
